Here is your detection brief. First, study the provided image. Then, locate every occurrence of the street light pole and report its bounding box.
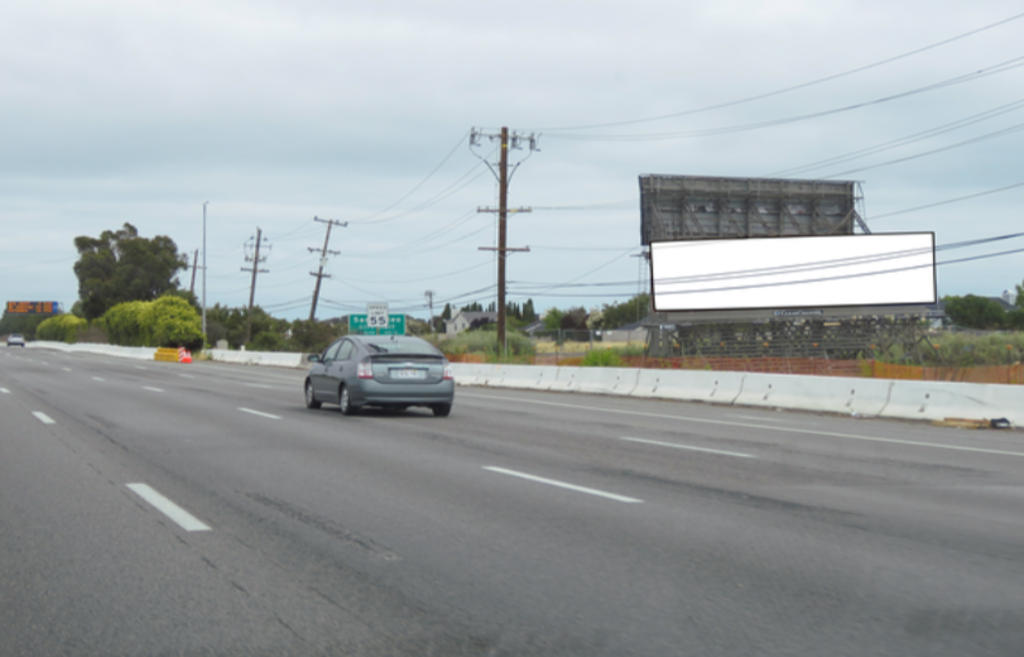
[202,201,208,345]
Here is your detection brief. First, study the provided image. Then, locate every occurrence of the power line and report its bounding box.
[544,55,1024,142]
[871,180,1024,219]
[769,97,1024,177]
[352,130,472,224]
[533,10,1024,132]
[822,120,1024,178]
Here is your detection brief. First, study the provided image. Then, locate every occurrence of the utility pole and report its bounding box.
[241,227,270,344]
[425,290,435,334]
[189,248,199,296]
[471,127,539,354]
[202,202,208,343]
[308,216,347,321]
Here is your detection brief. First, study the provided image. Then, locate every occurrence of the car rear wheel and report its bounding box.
[339,385,360,416]
[304,380,321,409]
[431,403,452,417]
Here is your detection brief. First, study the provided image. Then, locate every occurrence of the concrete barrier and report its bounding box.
[30,342,157,360]
[206,349,304,368]
[734,373,893,417]
[573,367,640,396]
[879,379,1024,425]
[450,363,1023,427]
[631,369,745,404]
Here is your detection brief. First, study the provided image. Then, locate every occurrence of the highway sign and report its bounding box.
[6,301,61,315]
[349,314,406,336]
[366,303,389,330]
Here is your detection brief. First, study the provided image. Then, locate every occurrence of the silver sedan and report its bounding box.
[304,335,455,417]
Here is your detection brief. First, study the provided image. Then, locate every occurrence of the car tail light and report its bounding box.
[443,363,454,380]
[358,361,374,379]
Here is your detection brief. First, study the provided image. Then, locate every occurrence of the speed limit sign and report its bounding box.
[366,303,389,329]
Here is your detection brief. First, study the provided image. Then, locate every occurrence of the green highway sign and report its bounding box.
[349,314,406,336]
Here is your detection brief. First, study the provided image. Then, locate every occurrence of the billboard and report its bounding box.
[640,175,861,245]
[6,301,62,315]
[650,233,936,314]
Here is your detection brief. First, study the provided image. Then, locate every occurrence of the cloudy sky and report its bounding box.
[2,0,1022,322]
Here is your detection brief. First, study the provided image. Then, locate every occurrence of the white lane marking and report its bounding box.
[92,377,105,382]
[465,393,1024,459]
[62,367,72,372]
[143,386,164,393]
[244,383,273,389]
[734,415,785,422]
[32,412,56,425]
[126,483,211,532]
[178,374,195,379]
[238,407,282,420]
[0,388,10,394]
[484,467,644,504]
[622,436,754,458]
[135,366,147,370]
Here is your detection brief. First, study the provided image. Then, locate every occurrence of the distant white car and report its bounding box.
[6,333,25,347]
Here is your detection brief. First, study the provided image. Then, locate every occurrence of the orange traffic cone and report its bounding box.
[178,347,192,364]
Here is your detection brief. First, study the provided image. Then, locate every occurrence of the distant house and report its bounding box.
[601,319,649,344]
[444,310,497,336]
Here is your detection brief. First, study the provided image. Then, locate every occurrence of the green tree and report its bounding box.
[542,308,563,331]
[36,314,88,343]
[522,298,537,323]
[289,319,343,353]
[942,294,1007,330]
[1015,279,1024,308]
[73,223,187,320]
[595,294,650,330]
[0,312,48,340]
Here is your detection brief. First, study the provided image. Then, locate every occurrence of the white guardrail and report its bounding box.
[27,342,1021,426]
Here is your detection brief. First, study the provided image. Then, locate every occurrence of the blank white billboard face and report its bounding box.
[650,233,936,312]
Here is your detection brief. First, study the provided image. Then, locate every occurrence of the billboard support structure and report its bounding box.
[638,174,938,361]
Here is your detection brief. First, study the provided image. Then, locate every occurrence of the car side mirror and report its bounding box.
[307,354,321,363]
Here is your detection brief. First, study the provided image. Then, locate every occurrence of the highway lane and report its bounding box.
[1,347,1023,655]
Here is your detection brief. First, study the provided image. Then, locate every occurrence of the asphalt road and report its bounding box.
[2,346,1023,656]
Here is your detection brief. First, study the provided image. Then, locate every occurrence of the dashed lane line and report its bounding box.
[484,466,644,504]
[0,388,10,394]
[92,377,105,382]
[126,483,211,532]
[463,393,1024,459]
[143,386,164,392]
[238,407,282,420]
[32,412,56,425]
[621,436,755,458]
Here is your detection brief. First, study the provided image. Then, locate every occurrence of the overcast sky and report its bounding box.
[2,0,1022,323]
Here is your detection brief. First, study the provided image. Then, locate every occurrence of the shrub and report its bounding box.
[103,301,151,346]
[581,349,623,367]
[434,330,535,361]
[36,314,88,343]
[146,296,204,350]
[102,296,203,349]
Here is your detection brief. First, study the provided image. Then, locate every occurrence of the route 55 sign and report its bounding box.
[366,303,389,329]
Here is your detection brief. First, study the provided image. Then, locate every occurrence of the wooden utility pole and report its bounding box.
[471,126,538,355]
[241,227,270,344]
[496,127,510,351]
[308,216,347,321]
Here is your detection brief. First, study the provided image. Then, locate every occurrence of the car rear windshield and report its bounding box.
[365,339,440,356]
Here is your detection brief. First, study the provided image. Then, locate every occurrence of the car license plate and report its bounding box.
[392,368,426,380]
